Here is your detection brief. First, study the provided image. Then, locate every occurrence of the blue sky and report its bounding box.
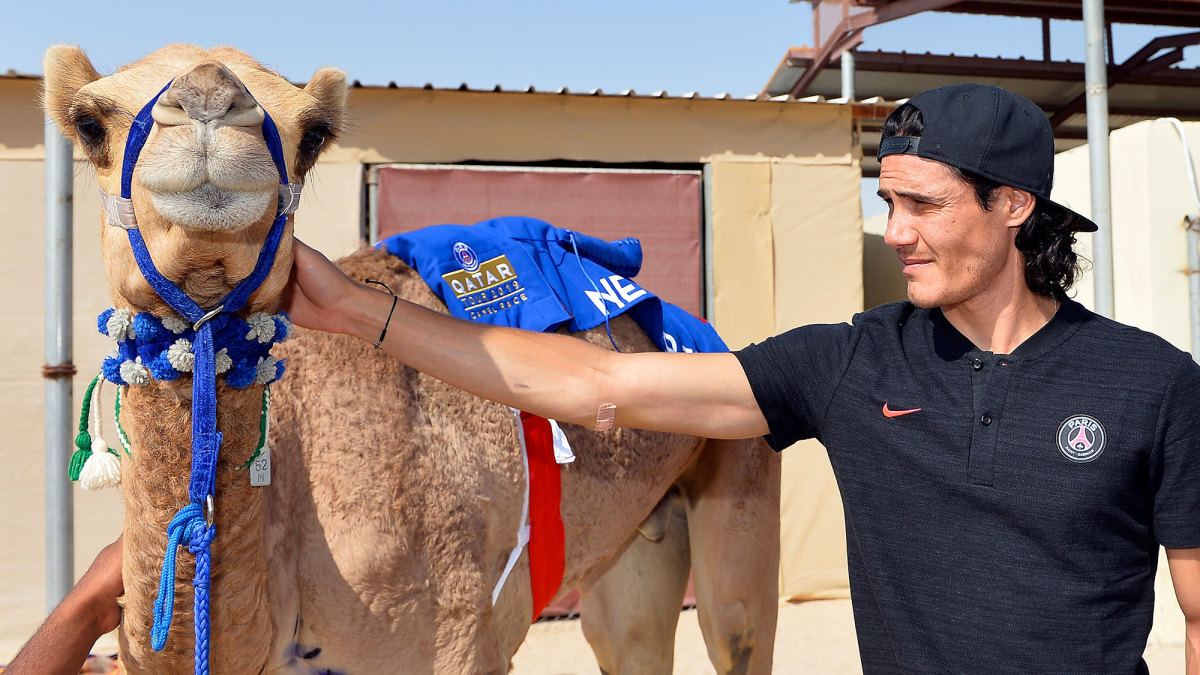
[8,1,1194,96]
[7,1,1196,217]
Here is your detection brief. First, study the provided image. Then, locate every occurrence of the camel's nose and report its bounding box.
[155,61,262,126]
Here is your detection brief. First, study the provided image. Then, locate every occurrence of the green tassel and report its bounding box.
[69,375,101,481]
[68,450,89,481]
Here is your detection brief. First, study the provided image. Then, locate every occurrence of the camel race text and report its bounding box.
[442,254,530,320]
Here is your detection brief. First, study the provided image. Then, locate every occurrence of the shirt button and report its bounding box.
[981,414,992,426]
[972,358,983,371]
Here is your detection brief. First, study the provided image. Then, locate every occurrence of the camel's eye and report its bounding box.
[294,123,333,177]
[74,115,106,147]
[298,125,329,159]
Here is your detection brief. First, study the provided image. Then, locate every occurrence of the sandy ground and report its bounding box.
[512,598,1185,674]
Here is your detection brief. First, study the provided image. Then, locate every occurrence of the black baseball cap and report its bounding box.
[877,83,1097,232]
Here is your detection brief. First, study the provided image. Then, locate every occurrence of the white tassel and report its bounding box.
[253,356,278,385]
[245,313,277,343]
[79,379,121,490]
[167,338,194,372]
[106,308,135,341]
[161,314,189,334]
[120,358,150,386]
[215,348,233,375]
[80,443,122,490]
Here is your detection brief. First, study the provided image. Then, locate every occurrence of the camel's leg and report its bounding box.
[678,438,781,675]
[580,487,691,675]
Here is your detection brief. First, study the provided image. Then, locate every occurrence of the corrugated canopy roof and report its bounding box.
[778,0,1200,175]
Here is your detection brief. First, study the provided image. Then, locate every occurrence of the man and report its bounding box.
[282,84,1199,672]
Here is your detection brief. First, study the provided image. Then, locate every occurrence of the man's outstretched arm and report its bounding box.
[282,240,770,439]
[5,536,122,675]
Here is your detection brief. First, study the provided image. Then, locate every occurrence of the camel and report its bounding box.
[43,44,781,674]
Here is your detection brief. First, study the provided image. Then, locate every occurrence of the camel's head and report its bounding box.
[43,44,347,312]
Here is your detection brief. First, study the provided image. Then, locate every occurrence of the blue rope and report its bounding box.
[189,523,215,675]
[568,232,621,352]
[507,232,623,352]
[119,77,293,674]
[150,503,210,650]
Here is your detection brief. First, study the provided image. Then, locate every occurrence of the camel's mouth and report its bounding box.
[135,121,282,231]
[149,182,275,232]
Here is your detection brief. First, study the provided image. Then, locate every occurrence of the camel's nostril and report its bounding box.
[168,61,258,124]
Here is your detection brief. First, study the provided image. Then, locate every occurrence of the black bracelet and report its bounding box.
[364,279,398,350]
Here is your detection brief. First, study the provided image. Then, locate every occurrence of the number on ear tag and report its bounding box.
[250,447,271,487]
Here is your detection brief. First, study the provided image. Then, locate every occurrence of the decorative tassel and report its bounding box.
[80,442,122,490]
[78,377,121,490]
[68,375,101,481]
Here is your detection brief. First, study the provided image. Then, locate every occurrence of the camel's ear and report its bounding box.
[303,67,348,128]
[43,45,102,141]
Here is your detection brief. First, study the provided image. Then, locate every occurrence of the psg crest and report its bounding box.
[1056,415,1106,463]
[452,241,480,272]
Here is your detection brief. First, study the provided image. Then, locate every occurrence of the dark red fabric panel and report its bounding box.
[376,167,702,315]
[520,411,566,621]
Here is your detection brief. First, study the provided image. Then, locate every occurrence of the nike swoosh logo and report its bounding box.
[882,403,922,418]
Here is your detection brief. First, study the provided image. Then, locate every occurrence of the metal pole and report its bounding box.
[1159,117,1200,361]
[1083,0,1114,318]
[43,115,74,610]
[1189,217,1200,361]
[841,49,856,101]
[702,163,715,321]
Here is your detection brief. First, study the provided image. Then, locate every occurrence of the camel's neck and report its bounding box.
[117,380,274,674]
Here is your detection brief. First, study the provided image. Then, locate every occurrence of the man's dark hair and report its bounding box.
[880,103,1085,299]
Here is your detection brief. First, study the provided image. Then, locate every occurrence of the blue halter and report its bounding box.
[105,80,298,674]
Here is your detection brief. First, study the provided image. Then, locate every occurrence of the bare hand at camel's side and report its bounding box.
[5,536,123,675]
[279,240,365,336]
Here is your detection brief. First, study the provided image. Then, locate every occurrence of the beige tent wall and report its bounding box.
[1051,119,1200,653]
[1,78,861,659]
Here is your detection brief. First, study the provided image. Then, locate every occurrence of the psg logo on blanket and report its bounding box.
[1056,415,1106,463]
[452,242,480,272]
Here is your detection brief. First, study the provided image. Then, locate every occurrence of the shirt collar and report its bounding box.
[927,298,1090,362]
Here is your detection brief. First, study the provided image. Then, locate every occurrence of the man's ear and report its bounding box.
[1005,187,1036,228]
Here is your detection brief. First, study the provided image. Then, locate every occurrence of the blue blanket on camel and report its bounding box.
[378,216,727,354]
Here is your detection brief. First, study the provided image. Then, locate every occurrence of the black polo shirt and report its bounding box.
[735,299,1200,674]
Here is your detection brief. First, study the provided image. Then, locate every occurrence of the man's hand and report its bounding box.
[279,239,359,335]
[74,535,123,635]
[5,535,124,674]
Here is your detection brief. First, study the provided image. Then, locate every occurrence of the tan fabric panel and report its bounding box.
[767,161,862,601]
[709,161,775,350]
[778,441,850,601]
[375,166,704,315]
[770,162,864,331]
[863,212,908,309]
[329,89,854,167]
[0,79,44,158]
[293,161,365,259]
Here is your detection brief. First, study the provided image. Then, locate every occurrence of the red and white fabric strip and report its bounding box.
[490,410,569,621]
[519,411,566,619]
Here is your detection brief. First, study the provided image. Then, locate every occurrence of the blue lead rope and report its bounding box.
[117,79,293,674]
